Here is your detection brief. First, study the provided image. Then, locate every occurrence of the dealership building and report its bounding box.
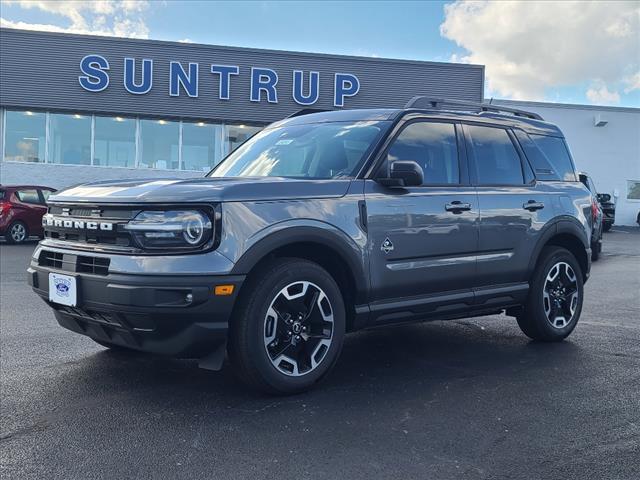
[1,28,639,225]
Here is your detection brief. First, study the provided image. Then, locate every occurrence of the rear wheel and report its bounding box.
[228,258,345,394]
[5,221,28,244]
[517,246,584,342]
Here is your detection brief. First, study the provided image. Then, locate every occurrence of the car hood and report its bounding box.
[47,177,352,204]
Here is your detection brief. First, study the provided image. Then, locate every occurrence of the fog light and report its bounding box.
[185,293,193,303]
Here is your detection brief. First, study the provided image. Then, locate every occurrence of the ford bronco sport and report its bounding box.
[28,98,592,394]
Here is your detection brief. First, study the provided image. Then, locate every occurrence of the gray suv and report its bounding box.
[28,98,592,394]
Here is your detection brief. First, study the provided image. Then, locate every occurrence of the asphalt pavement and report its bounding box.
[1,229,639,480]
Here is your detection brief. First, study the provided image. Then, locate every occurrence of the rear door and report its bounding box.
[365,120,479,313]
[463,123,555,291]
[14,188,47,233]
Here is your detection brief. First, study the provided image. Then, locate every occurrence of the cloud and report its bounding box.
[586,84,621,105]
[178,38,194,43]
[624,71,640,93]
[0,0,150,38]
[440,0,640,102]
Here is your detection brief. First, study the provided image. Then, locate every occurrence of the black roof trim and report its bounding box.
[405,97,544,121]
[287,108,330,118]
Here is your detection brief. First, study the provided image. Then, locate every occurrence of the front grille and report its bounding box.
[39,250,110,275]
[44,204,139,251]
[77,255,110,275]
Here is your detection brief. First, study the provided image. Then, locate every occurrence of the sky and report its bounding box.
[1,0,639,107]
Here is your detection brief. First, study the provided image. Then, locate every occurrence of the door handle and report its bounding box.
[523,200,545,211]
[445,201,472,213]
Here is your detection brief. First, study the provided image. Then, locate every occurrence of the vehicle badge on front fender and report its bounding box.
[381,237,394,254]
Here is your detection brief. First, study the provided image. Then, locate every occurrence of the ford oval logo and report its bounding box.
[55,278,71,297]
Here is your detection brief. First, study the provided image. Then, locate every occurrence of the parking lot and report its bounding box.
[1,230,639,480]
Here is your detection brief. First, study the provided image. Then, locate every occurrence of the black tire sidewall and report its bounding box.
[529,247,584,340]
[240,260,345,393]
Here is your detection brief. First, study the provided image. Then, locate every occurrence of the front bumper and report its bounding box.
[28,254,244,361]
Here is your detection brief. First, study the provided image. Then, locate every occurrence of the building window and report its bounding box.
[225,124,262,153]
[49,113,91,165]
[94,116,136,167]
[628,180,640,200]
[4,110,46,163]
[1,109,264,170]
[182,121,223,172]
[139,119,180,169]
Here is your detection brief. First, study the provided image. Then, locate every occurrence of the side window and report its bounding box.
[386,122,459,185]
[514,130,577,181]
[15,189,41,204]
[40,189,54,202]
[466,125,524,185]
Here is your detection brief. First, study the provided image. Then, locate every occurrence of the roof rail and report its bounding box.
[404,97,544,121]
[287,108,330,118]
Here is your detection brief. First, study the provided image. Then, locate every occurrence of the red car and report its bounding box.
[0,185,56,244]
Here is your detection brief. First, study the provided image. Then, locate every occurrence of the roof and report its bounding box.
[494,99,640,114]
[273,106,563,136]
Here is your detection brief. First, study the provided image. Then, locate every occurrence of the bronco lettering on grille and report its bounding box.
[43,215,114,231]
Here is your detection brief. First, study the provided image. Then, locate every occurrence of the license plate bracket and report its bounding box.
[48,272,78,307]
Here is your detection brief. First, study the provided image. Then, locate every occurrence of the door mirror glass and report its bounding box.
[378,160,424,187]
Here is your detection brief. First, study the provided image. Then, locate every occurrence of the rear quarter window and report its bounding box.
[514,130,577,182]
[15,189,42,204]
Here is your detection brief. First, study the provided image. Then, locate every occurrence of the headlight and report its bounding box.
[124,210,213,250]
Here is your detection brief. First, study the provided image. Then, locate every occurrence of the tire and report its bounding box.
[517,246,584,342]
[228,258,346,395]
[5,221,28,244]
[591,238,601,261]
[603,223,612,232]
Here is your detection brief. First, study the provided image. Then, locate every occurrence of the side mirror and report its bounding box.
[378,161,424,188]
[597,193,611,203]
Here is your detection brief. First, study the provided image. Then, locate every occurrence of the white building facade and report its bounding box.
[496,100,640,226]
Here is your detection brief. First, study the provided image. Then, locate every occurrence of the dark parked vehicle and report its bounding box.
[0,185,56,243]
[597,193,616,231]
[578,173,604,261]
[28,98,593,394]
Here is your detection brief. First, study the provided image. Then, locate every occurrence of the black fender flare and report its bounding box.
[230,223,369,300]
[527,216,590,276]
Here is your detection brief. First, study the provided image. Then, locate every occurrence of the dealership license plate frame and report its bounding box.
[48,272,78,307]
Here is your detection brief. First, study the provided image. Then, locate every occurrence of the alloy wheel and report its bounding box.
[263,281,334,376]
[542,261,579,329]
[10,223,27,243]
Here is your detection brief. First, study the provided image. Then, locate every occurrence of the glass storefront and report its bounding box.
[139,119,180,170]
[94,116,136,168]
[3,110,46,163]
[1,109,263,171]
[48,113,92,165]
[182,121,224,172]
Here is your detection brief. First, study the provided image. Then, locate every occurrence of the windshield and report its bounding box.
[208,121,389,179]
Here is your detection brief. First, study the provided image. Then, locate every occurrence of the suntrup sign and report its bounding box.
[78,55,361,107]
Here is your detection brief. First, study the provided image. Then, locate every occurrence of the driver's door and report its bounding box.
[365,120,479,319]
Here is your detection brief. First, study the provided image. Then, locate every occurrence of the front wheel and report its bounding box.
[517,246,584,342]
[603,223,612,232]
[228,258,345,395]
